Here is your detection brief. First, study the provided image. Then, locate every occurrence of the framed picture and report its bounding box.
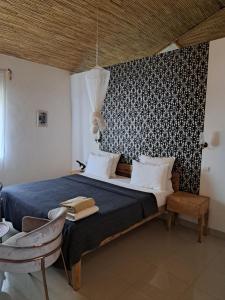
[37,110,48,127]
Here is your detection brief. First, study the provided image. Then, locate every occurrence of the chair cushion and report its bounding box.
[16,207,67,247]
[3,232,26,246]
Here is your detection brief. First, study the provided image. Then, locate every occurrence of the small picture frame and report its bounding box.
[37,110,48,127]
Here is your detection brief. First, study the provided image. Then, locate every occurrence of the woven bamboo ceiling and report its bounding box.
[0,0,225,72]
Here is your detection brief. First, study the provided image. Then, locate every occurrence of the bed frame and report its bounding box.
[70,163,180,290]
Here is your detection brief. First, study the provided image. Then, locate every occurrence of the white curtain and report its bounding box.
[85,66,110,134]
[70,72,98,167]
[0,71,6,172]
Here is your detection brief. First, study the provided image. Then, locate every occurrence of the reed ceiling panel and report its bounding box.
[0,0,224,71]
[177,8,225,47]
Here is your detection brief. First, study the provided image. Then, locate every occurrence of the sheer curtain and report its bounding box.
[85,66,110,134]
[0,71,6,171]
[71,72,98,166]
[70,67,110,167]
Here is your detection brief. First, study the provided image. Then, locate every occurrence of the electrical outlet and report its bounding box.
[203,166,211,172]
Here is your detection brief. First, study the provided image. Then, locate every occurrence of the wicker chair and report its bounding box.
[0,207,69,300]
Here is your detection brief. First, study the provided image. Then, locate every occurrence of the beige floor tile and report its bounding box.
[2,271,86,300]
[84,226,154,265]
[194,267,225,300]
[171,237,221,267]
[116,287,150,300]
[206,251,225,276]
[102,255,157,285]
[2,273,43,300]
[169,222,225,255]
[80,262,130,300]
[132,264,189,300]
[0,292,11,300]
[202,233,225,251]
[82,244,117,271]
[131,229,178,265]
[178,285,220,300]
[160,253,207,284]
[170,223,199,242]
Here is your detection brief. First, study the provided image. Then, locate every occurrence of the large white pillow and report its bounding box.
[139,155,175,178]
[95,150,121,177]
[139,155,175,192]
[85,153,114,178]
[130,160,169,190]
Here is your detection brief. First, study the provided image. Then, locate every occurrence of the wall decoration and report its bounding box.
[100,43,209,194]
[37,110,48,127]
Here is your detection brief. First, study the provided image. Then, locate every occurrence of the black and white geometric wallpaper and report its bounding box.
[100,43,209,194]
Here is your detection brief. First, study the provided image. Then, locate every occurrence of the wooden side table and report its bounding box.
[167,191,210,243]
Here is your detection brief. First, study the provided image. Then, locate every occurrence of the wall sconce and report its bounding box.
[95,131,102,144]
[210,131,220,147]
[199,132,208,149]
[7,69,12,80]
[0,68,12,80]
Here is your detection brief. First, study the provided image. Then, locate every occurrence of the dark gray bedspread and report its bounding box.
[2,175,158,269]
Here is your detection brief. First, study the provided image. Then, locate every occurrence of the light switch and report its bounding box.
[203,166,211,172]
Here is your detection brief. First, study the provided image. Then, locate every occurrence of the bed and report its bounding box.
[1,163,179,290]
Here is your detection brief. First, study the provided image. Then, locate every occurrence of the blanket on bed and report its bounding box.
[2,174,158,269]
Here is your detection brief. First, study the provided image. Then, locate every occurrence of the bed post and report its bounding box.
[71,260,81,291]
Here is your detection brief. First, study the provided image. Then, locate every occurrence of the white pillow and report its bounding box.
[85,153,114,178]
[139,155,175,178]
[130,160,169,190]
[94,150,121,177]
[139,155,175,192]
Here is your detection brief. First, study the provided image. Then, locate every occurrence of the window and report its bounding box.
[0,71,5,164]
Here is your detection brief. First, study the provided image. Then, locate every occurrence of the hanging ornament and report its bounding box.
[85,5,110,137]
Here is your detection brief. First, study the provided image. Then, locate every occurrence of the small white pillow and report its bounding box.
[85,153,113,178]
[131,160,169,190]
[94,150,121,177]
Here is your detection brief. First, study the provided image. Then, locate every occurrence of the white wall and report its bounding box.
[0,54,71,186]
[200,37,225,232]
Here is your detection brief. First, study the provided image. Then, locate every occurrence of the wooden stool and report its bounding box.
[167,191,209,243]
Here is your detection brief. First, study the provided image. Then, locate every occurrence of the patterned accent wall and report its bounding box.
[101,43,209,194]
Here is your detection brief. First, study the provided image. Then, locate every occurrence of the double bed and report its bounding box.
[1,163,178,290]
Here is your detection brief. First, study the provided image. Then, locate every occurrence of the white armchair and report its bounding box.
[0,207,69,300]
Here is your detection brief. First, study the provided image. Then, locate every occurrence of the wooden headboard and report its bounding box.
[116,163,180,192]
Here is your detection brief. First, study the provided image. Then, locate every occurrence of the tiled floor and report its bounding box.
[1,219,225,300]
